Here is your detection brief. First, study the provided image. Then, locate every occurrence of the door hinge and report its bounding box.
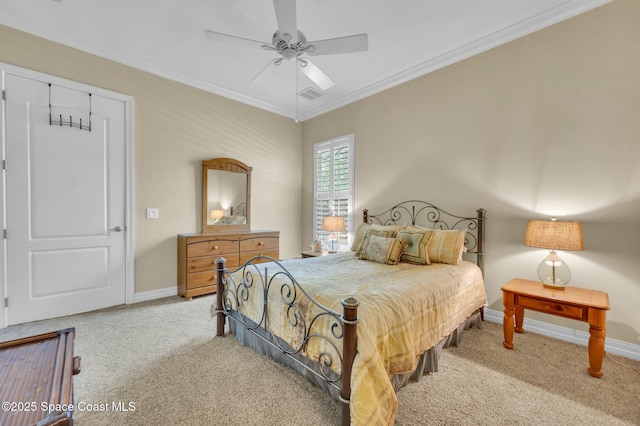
[3,229,6,239]
[4,298,7,308]
[2,160,6,170]
[2,90,5,101]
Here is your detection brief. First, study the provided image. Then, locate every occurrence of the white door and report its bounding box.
[4,73,128,324]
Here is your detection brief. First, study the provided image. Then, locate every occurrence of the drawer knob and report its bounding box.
[213,245,219,250]
[258,241,264,246]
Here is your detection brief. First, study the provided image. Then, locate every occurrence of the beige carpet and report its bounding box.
[1,295,639,425]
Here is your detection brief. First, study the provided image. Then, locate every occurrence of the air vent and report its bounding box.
[298,87,325,101]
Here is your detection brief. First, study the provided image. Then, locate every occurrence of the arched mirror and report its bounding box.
[202,158,251,232]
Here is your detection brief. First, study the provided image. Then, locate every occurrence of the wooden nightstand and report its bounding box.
[301,250,346,258]
[501,278,610,378]
[301,250,326,258]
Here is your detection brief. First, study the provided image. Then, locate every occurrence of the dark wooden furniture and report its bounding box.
[0,328,81,426]
[301,250,344,258]
[301,250,323,258]
[178,230,279,300]
[215,201,486,425]
[502,278,610,377]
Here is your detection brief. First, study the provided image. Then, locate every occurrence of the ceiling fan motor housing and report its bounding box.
[272,30,309,59]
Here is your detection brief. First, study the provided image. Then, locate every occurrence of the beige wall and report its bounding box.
[2,1,639,346]
[0,24,302,294]
[302,0,640,345]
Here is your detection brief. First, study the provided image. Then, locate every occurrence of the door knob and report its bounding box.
[110,226,123,232]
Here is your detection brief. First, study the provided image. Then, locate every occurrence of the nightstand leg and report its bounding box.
[515,306,524,333]
[587,308,606,378]
[503,291,515,349]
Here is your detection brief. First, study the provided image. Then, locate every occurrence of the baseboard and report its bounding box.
[132,286,178,304]
[484,308,640,361]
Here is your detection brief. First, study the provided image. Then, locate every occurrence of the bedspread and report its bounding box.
[224,252,486,426]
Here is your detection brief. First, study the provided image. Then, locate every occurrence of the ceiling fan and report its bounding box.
[204,0,368,91]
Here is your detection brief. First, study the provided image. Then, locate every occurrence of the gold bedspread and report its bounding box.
[226,252,486,426]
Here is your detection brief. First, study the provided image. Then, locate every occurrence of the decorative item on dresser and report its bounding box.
[178,230,279,300]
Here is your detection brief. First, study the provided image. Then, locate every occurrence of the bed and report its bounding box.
[213,201,487,425]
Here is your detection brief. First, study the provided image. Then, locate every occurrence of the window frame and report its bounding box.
[313,134,355,251]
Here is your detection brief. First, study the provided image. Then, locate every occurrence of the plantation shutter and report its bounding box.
[314,135,354,249]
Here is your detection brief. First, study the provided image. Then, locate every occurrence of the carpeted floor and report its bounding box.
[1,295,639,425]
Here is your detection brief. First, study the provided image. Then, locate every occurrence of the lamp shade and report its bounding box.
[524,219,584,251]
[322,216,345,232]
[210,209,224,220]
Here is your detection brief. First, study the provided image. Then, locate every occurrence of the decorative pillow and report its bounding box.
[427,229,467,265]
[351,223,404,252]
[396,228,435,265]
[354,229,398,257]
[357,235,407,265]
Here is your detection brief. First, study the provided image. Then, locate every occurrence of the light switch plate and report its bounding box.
[146,208,159,219]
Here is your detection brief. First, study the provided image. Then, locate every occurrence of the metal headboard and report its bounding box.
[363,200,486,274]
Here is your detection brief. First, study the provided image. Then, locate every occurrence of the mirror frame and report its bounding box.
[202,157,252,232]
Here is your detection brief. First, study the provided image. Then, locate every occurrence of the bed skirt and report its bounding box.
[227,309,483,403]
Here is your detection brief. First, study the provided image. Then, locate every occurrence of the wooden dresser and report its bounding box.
[177,230,279,300]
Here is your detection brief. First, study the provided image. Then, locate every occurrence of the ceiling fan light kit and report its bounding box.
[205,0,368,92]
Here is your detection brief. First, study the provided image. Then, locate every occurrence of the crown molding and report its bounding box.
[0,14,292,118]
[1,0,612,122]
[300,0,613,121]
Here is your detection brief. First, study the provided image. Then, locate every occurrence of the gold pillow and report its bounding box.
[351,223,404,252]
[357,235,407,265]
[426,229,467,265]
[396,228,435,265]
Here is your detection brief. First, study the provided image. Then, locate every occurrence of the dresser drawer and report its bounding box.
[516,295,586,321]
[186,270,218,289]
[187,255,239,273]
[240,249,279,265]
[187,240,238,258]
[240,237,279,252]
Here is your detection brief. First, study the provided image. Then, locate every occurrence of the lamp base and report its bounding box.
[543,282,566,290]
[537,250,571,289]
[327,233,339,253]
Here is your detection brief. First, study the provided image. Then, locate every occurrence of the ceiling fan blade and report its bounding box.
[250,58,279,84]
[307,33,369,56]
[204,30,266,48]
[299,59,335,91]
[273,0,297,43]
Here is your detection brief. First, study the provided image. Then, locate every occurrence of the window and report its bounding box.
[313,135,354,250]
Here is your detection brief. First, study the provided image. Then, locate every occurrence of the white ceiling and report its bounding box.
[0,0,610,121]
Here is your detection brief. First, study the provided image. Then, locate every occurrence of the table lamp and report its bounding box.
[524,217,584,289]
[210,209,224,223]
[322,216,345,253]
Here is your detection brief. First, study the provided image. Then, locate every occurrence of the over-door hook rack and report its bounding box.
[48,83,92,132]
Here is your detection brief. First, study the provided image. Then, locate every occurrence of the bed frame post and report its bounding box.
[341,296,360,426]
[476,208,486,274]
[215,257,227,337]
[362,209,368,224]
[476,208,487,321]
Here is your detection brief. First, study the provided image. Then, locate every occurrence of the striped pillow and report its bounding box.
[351,223,404,253]
[427,229,467,265]
[357,235,407,265]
